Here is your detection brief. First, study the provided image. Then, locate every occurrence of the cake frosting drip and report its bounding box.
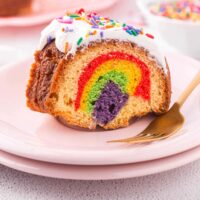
[93,81,128,125]
[38,9,167,72]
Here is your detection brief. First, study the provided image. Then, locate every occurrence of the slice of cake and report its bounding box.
[26,9,171,130]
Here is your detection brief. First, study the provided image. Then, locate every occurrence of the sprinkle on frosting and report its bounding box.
[47,36,53,44]
[149,0,200,21]
[145,33,154,39]
[38,8,166,73]
[63,27,73,33]
[100,31,104,38]
[64,42,69,53]
[77,37,83,46]
[56,17,73,24]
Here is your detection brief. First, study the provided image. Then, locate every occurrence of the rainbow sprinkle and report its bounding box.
[77,37,83,46]
[62,27,74,33]
[145,33,154,39]
[149,0,200,21]
[100,31,104,38]
[64,42,69,53]
[69,14,80,18]
[47,36,53,44]
[56,17,73,24]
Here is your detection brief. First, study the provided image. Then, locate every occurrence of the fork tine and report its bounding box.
[108,122,157,143]
[108,135,158,144]
[127,134,170,144]
[153,125,182,138]
[107,132,156,143]
[109,131,174,144]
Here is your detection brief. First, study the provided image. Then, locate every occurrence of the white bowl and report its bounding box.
[137,0,200,59]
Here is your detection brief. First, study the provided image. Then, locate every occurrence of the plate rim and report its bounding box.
[0,145,200,180]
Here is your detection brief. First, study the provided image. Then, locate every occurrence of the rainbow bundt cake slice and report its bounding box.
[26,9,171,129]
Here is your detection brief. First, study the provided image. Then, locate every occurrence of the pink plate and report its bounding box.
[0,52,200,165]
[0,0,119,27]
[0,145,200,180]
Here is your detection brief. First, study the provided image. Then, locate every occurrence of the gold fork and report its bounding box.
[108,71,200,144]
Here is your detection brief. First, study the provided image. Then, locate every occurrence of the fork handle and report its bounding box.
[177,71,200,107]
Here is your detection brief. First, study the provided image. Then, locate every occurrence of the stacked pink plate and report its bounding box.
[0,51,200,180]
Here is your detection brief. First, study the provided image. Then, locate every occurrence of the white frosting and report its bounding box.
[38,13,167,73]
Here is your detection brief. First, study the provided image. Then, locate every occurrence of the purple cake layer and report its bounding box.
[93,81,129,125]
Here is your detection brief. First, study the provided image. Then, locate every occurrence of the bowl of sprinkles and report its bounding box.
[150,0,200,22]
[137,0,200,59]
